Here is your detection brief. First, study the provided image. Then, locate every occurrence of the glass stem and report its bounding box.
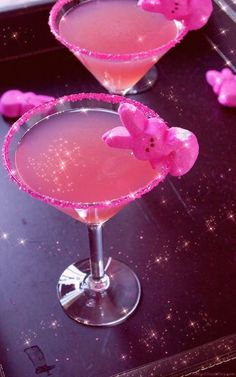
[88,224,105,281]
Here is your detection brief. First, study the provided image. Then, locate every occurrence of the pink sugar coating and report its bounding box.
[49,0,188,62]
[2,93,170,210]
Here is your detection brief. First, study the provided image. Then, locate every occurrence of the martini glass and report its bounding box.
[49,0,188,95]
[3,93,169,327]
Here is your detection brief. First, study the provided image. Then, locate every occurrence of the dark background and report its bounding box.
[0,2,235,376]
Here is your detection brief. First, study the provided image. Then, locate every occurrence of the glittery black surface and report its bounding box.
[0,2,236,377]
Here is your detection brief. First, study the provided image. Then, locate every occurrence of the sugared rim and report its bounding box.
[49,0,188,62]
[2,93,169,210]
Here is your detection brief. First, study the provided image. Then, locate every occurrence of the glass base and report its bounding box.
[57,258,141,327]
[127,66,158,95]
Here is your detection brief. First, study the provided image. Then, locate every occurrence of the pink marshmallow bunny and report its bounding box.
[103,104,199,177]
[138,0,213,31]
[0,90,54,118]
[206,68,236,107]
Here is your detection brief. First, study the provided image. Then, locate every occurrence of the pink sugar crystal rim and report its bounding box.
[49,0,188,62]
[2,93,169,210]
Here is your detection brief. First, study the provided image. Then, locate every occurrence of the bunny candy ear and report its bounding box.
[138,0,162,13]
[147,117,168,136]
[221,68,234,78]
[36,95,54,104]
[17,92,54,114]
[186,0,213,30]
[167,127,199,176]
[20,92,39,113]
[118,103,148,136]
[206,70,224,94]
[22,93,54,107]
[102,126,132,149]
[206,70,222,87]
[206,68,234,87]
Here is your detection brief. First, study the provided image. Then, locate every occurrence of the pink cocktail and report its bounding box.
[15,107,159,224]
[49,0,187,94]
[3,93,169,326]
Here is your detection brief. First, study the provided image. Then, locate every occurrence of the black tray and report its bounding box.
[0,2,236,376]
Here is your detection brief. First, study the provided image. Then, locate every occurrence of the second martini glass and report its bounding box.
[3,93,169,326]
[49,0,188,95]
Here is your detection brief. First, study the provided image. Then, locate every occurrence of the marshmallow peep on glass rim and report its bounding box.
[103,103,199,177]
[138,0,213,31]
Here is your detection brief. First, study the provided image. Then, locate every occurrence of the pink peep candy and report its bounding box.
[138,0,213,31]
[0,90,54,118]
[103,104,199,177]
[206,68,236,107]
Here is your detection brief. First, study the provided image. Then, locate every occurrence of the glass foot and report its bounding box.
[57,258,141,326]
[127,66,158,95]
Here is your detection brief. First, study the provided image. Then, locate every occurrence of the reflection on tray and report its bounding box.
[0,365,5,377]
[113,333,236,376]
[24,346,55,376]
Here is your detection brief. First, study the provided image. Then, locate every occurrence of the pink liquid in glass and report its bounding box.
[59,0,178,93]
[15,109,158,224]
